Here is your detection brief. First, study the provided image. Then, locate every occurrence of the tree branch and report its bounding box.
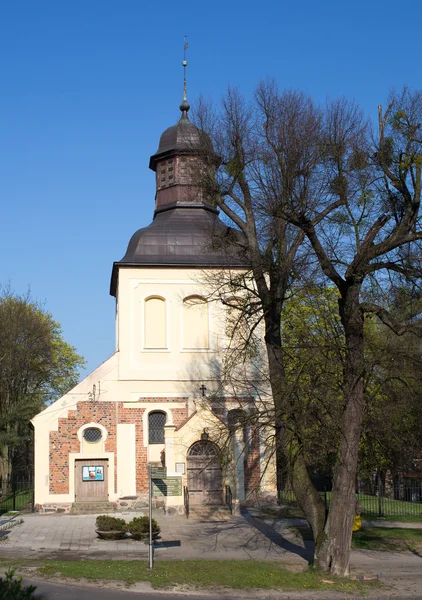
[360,302,422,336]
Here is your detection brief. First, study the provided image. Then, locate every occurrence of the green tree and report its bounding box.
[360,288,422,483]
[280,285,422,484]
[0,287,84,478]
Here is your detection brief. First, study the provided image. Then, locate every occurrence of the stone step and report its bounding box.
[188,505,232,521]
[70,502,115,515]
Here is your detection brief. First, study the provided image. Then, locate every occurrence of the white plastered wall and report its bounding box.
[32,265,277,507]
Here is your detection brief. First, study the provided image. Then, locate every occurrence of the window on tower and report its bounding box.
[183,296,209,349]
[144,296,166,348]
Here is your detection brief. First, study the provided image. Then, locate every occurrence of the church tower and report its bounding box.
[110,84,244,297]
[32,62,275,515]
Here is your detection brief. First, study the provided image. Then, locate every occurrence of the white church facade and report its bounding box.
[32,93,277,514]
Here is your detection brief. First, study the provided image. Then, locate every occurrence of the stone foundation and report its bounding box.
[114,494,184,514]
[35,503,73,514]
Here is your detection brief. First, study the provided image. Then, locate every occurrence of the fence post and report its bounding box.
[12,477,16,512]
[377,478,383,518]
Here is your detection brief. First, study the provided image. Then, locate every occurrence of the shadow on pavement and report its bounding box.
[241,510,313,563]
[155,540,181,548]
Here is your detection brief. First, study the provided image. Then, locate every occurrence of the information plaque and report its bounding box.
[152,476,182,497]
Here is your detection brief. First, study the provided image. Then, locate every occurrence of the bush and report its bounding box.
[95,515,127,532]
[128,516,160,540]
[0,569,40,600]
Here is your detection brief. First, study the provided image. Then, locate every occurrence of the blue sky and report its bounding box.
[1,0,421,375]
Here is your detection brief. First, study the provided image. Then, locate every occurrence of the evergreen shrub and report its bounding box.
[128,516,160,540]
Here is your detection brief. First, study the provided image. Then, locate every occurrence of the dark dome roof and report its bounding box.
[149,113,212,171]
[110,206,248,296]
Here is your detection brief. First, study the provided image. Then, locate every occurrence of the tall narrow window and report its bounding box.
[183,296,209,349]
[144,297,166,348]
[148,411,166,444]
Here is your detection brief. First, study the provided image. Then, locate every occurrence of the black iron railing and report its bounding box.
[0,479,34,515]
[225,485,233,515]
[279,483,422,519]
[183,486,189,519]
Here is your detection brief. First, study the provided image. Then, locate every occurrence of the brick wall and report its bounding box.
[245,425,261,493]
[49,399,188,496]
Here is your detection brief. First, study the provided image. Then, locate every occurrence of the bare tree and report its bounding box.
[286,88,422,574]
[194,82,338,558]
[195,83,422,576]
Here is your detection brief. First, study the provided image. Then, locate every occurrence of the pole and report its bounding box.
[12,476,16,512]
[148,463,154,569]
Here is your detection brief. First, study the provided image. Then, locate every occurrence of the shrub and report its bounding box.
[128,516,160,540]
[95,515,127,532]
[0,569,39,600]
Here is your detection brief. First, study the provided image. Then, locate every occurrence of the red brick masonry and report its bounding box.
[49,399,188,495]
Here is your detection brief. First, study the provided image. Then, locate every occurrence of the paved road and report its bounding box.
[21,576,422,600]
[26,578,216,599]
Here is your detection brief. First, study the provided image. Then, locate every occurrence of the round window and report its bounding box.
[83,428,102,443]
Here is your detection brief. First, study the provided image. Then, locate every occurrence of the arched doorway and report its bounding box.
[187,440,223,505]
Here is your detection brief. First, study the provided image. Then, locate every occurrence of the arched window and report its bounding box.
[148,411,166,444]
[188,440,219,457]
[183,296,209,349]
[144,297,166,348]
[227,409,246,433]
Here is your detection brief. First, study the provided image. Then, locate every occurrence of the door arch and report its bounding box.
[187,440,223,505]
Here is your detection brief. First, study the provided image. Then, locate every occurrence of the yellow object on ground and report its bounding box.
[353,515,362,531]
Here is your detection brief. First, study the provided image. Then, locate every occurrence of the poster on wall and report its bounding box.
[82,466,104,481]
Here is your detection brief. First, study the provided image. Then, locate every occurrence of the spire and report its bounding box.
[179,35,190,117]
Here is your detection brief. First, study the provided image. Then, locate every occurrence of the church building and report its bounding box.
[32,83,277,514]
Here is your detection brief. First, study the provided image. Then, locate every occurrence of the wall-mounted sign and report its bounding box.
[175,462,185,474]
[82,466,104,481]
[152,476,182,497]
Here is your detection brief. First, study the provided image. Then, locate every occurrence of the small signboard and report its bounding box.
[82,466,104,481]
[175,462,185,474]
[151,466,167,479]
[152,476,182,497]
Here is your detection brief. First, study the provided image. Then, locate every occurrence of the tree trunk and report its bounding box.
[266,342,326,549]
[315,284,364,576]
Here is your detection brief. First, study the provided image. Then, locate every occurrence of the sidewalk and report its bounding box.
[0,509,421,581]
[1,510,309,564]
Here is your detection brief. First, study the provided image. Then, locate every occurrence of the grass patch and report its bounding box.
[361,512,422,523]
[357,494,422,520]
[352,527,422,552]
[288,523,422,553]
[38,559,376,592]
[279,491,422,521]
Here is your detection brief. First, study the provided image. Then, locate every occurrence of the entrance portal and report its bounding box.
[74,459,108,502]
[187,440,223,505]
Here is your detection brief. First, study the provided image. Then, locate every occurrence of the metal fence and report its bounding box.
[0,479,34,514]
[279,484,422,519]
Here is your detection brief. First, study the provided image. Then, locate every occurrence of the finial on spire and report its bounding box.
[180,35,190,116]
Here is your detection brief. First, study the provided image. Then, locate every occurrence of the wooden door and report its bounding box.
[74,459,108,502]
[187,441,223,505]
